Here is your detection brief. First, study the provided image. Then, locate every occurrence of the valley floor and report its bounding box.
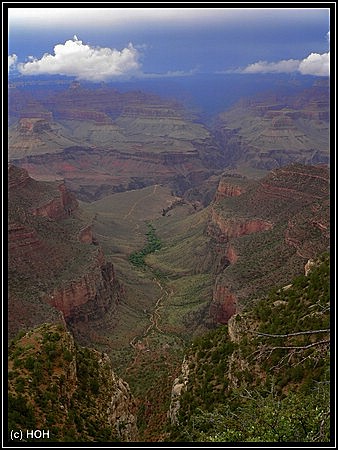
[73,185,213,440]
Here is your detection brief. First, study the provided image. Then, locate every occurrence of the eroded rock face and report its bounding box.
[106,368,138,441]
[18,118,53,133]
[9,84,226,201]
[169,357,190,425]
[56,109,113,123]
[8,164,122,337]
[46,259,122,323]
[32,182,78,220]
[208,208,273,240]
[205,164,329,327]
[214,179,246,201]
[210,284,237,324]
[8,223,42,256]
[213,86,329,169]
[226,244,238,264]
[305,259,315,276]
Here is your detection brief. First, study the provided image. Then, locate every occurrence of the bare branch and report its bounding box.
[247,329,330,339]
[250,339,330,368]
[267,339,330,352]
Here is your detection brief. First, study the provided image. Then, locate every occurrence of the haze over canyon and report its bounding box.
[7,6,331,444]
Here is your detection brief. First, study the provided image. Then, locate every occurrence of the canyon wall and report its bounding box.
[8,165,122,338]
[213,86,329,169]
[205,164,329,326]
[46,258,122,324]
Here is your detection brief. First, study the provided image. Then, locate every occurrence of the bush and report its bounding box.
[129,223,162,267]
[8,394,36,429]
[63,349,73,362]
[24,355,35,371]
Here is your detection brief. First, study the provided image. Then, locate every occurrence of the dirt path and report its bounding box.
[126,276,171,372]
[123,184,159,220]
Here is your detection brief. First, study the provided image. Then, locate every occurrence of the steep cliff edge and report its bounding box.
[8,165,122,339]
[213,86,329,170]
[8,323,138,442]
[205,164,329,325]
[9,84,224,201]
[169,253,330,443]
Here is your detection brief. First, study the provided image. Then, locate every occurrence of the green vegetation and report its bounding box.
[171,253,330,443]
[174,384,330,442]
[7,324,133,442]
[129,223,162,268]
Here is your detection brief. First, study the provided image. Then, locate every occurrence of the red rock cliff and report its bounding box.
[56,109,112,123]
[214,179,246,201]
[8,164,122,335]
[45,256,121,323]
[33,182,78,220]
[210,284,237,324]
[208,208,273,240]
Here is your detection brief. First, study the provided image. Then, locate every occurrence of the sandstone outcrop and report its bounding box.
[8,164,122,338]
[210,284,237,324]
[18,117,53,133]
[205,164,329,326]
[214,178,246,201]
[8,223,42,256]
[33,182,78,220]
[56,109,112,123]
[46,258,122,324]
[304,258,315,276]
[208,208,273,240]
[169,357,190,425]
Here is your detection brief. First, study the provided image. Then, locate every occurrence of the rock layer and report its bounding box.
[8,165,122,338]
[205,164,329,325]
[214,85,329,170]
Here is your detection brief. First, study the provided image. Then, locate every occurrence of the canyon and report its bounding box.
[7,79,330,443]
[7,160,330,441]
[9,83,224,201]
[9,82,329,203]
[205,163,329,324]
[213,84,329,170]
[8,165,122,339]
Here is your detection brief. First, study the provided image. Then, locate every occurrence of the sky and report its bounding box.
[7,6,331,81]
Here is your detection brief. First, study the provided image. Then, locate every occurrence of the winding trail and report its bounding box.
[123,184,158,220]
[126,276,172,372]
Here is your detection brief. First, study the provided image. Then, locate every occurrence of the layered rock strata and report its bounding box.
[205,164,329,325]
[8,165,122,337]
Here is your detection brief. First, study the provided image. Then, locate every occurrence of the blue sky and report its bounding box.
[7,7,330,80]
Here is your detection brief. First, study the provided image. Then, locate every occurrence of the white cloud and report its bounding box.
[237,29,330,77]
[17,37,141,81]
[238,52,329,77]
[141,68,198,78]
[8,54,17,71]
[242,59,300,74]
[298,52,329,76]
